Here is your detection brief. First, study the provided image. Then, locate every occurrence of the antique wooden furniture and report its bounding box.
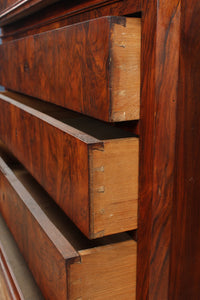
[0,148,136,299]
[0,16,141,121]
[0,91,139,238]
[0,0,200,299]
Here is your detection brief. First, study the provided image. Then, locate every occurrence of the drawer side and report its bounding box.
[68,239,137,300]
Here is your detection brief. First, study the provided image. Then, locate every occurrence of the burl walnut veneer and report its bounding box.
[0,91,139,239]
[0,148,137,300]
[1,0,199,299]
[0,16,141,122]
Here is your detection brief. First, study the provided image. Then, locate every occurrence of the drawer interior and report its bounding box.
[1,91,136,141]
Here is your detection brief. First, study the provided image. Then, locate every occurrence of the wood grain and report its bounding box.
[0,0,61,26]
[0,216,44,300]
[0,152,137,299]
[110,18,141,121]
[0,16,140,122]
[1,0,141,40]
[137,1,181,299]
[90,139,138,238]
[169,1,200,299]
[0,155,80,300]
[68,240,136,299]
[0,91,139,238]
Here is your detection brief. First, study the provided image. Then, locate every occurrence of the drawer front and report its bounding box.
[0,153,137,300]
[0,158,78,300]
[0,16,141,122]
[0,92,138,238]
[0,155,79,300]
[0,217,44,300]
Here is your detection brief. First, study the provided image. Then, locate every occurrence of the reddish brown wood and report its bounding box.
[0,91,138,238]
[1,0,141,40]
[0,151,137,299]
[169,1,200,299]
[0,0,64,26]
[0,16,141,122]
[1,0,200,298]
[0,154,80,300]
[0,0,16,11]
[137,1,181,299]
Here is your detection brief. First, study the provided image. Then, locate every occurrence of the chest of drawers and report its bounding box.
[0,0,200,299]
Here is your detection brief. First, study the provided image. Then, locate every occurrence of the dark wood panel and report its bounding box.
[0,16,141,122]
[0,0,61,26]
[0,91,138,238]
[137,1,180,299]
[0,153,137,299]
[1,0,141,39]
[0,0,16,11]
[169,1,200,299]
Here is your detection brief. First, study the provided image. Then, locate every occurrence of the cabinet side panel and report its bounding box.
[169,1,200,299]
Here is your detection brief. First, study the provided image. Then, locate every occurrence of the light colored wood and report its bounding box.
[68,240,137,300]
[90,138,139,238]
[111,18,141,121]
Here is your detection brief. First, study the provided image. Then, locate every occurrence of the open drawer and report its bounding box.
[0,149,137,300]
[0,215,44,300]
[0,91,139,238]
[0,16,141,122]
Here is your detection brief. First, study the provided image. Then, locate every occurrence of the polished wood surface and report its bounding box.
[1,0,141,40]
[0,156,79,300]
[0,17,140,122]
[0,0,141,27]
[0,0,59,26]
[169,1,200,299]
[0,152,137,300]
[0,91,139,238]
[0,0,199,299]
[137,1,180,299]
